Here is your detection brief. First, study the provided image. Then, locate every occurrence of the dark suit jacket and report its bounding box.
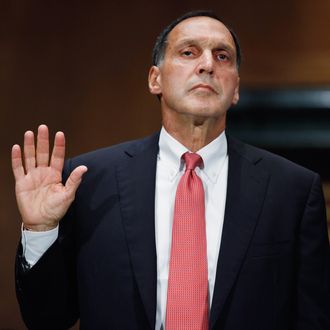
[16,133,330,330]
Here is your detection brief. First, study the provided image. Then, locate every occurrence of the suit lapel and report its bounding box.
[115,132,270,329]
[210,137,270,329]
[116,133,159,329]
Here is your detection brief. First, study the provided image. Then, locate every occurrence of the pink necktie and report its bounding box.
[166,152,209,330]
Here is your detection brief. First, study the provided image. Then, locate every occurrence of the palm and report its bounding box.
[12,125,87,231]
[16,166,66,225]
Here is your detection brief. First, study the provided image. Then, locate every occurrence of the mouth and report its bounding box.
[190,83,218,94]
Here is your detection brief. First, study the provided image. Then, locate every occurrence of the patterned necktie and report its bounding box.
[166,152,209,330]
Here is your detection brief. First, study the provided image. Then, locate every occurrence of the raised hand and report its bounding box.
[11,125,87,231]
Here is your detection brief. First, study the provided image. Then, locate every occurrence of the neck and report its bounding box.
[162,112,226,152]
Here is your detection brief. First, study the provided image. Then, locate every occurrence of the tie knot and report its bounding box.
[183,152,203,171]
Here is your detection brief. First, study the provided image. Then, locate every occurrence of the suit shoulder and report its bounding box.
[227,135,318,179]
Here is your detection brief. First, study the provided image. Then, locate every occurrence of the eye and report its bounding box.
[215,53,229,61]
[179,46,199,58]
[182,50,193,57]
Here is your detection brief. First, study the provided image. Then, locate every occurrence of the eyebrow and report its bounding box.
[174,38,236,54]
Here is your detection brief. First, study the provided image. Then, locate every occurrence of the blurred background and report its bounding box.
[1,1,329,328]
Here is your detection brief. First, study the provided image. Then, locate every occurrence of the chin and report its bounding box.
[185,101,222,116]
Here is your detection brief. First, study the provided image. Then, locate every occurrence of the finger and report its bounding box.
[50,131,65,172]
[11,144,25,180]
[23,130,36,172]
[36,124,49,167]
[65,165,88,196]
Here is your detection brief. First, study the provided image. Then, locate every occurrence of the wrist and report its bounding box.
[22,223,58,232]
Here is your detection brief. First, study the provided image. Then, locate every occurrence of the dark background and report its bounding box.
[1,1,330,328]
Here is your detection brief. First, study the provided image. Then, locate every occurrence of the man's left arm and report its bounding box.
[295,173,330,329]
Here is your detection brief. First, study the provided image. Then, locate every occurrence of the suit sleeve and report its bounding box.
[294,173,330,329]
[15,159,79,330]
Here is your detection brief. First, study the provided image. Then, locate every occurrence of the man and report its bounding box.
[12,10,329,330]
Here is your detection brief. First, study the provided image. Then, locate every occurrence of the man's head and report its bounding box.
[152,10,241,70]
[148,11,240,133]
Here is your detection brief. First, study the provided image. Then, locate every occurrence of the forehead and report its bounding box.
[167,16,236,49]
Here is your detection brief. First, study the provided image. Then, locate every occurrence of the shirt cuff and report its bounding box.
[21,224,59,267]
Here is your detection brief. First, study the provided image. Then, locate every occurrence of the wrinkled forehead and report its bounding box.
[166,16,236,50]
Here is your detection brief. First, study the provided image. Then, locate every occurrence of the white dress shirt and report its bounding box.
[21,127,228,330]
[155,127,228,329]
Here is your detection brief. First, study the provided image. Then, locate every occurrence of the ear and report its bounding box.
[231,76,240,105]
[148,66,162,95]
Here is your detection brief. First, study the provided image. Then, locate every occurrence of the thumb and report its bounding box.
[65,165,88,197]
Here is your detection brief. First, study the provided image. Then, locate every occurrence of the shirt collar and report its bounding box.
[158,126,228,183]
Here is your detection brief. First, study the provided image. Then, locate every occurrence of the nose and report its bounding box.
[197,51,214,75]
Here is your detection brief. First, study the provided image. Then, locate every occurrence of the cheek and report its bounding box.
[162,62,190,82]
[161,73,184,96]
[221,73,239,92]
